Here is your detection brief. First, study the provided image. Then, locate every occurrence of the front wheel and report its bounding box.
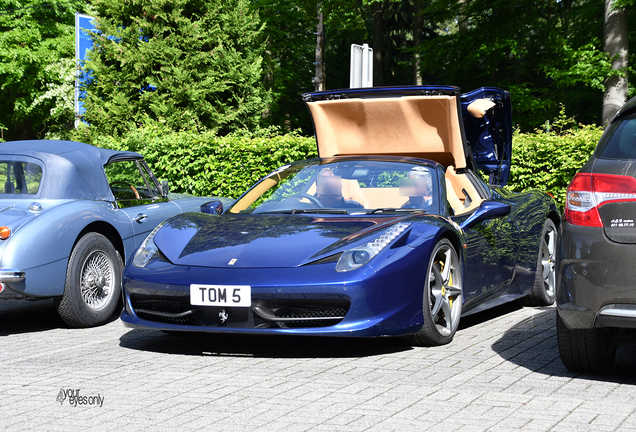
[522,218,557,306]
[556,312,616,373]
[408,239,463,347]
[56,233,122,328]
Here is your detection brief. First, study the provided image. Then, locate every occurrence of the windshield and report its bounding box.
[228,159,440,215]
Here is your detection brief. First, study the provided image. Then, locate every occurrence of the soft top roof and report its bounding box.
[0,140,142,200]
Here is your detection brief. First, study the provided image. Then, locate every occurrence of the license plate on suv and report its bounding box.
[190,285,251,307]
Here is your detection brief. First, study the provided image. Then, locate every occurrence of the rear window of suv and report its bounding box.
[596,113,636,159]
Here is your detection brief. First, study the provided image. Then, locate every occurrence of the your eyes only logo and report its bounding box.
[56,388,104,407]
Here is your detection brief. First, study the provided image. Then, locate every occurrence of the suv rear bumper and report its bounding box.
[556,221,636,330]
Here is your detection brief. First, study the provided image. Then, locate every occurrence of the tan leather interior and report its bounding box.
[307,96,466,169]
[467,98,496,119]
[444,166,484,214]
[306,182,409,209]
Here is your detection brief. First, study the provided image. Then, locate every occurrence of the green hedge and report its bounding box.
[80,125,317,199]
[73,112,603,208]
[508,111,604,209]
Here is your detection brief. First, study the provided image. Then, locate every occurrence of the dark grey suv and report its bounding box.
[556,96,636,373]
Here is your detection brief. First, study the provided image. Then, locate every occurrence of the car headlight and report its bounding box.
[132,221,167,268]
[335,222,411,272]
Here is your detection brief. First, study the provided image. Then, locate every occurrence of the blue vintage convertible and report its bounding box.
[121,86,559,346]
[0,140,230,327]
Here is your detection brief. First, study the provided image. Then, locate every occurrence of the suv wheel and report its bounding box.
[556,312,616,373]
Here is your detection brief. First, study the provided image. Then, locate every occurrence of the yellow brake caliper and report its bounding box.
[435,260,453,315]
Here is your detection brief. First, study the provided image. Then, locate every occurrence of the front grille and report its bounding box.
[253,300,350,328]
[275,305,348,328]
[129,295,350,329]
[130,297,199,326]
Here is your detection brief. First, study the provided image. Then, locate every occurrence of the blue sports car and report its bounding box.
[121,86,559,346]
[0,140,230,327]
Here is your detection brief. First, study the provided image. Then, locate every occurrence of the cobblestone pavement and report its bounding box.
[1,298,636,432]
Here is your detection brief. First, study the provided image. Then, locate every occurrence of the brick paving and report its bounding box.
[1,299,635,431]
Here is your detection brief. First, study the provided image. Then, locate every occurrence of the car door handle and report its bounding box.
[133,214,148,223]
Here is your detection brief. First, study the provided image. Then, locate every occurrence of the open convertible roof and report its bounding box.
[303,85,512,186]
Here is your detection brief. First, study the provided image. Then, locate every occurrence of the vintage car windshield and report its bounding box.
[0,160,43,195]
[228,160,439,215]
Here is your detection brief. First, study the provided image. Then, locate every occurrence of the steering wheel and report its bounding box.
[110,181,140,200]
[290,193,324,208]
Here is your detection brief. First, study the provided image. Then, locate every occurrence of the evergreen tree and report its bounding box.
[82,0,270,135]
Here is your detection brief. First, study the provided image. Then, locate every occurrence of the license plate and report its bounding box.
[190,284,251,307]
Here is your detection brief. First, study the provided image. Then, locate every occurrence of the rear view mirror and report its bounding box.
[459,200,510,230]
[161,180,170,197]
[201,200,224,215]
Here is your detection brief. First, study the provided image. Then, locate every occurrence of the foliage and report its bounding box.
[0,0,87,141]
[81,0,270,136]
[71,124,317,198]
[415,0,616,130]
[251,0,317,134]
[508,107,604,209]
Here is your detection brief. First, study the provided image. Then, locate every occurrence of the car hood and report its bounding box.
[153,213,406,268]
[303,85,512,186]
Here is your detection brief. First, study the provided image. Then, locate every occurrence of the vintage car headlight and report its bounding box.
[335,222,411,272]
[132,221,167,268]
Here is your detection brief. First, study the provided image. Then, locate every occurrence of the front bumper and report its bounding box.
[121,254,427,338]
[556,221,636,330]
[0,268,25,298]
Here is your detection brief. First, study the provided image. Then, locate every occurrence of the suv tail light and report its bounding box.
[565,173,636,226]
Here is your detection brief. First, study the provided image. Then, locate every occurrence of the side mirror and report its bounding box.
[201,200,223,215]
[459,200,510,230]
[161,180,170,197]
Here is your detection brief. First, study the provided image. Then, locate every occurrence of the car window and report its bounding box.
[104,160,159,206]
[596,114,636,159]
[0,161,42,195]
[229,160,440,215]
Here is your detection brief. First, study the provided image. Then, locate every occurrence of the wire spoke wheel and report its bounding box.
[56,233,122,328]
[80,251,116,312]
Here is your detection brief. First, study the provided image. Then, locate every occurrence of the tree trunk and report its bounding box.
[602,0,628,125]
[372,1,384,87]
[412,0,423,85]
[314,3,326,91]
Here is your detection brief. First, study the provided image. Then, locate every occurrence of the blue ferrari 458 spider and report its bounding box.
[121,86,559,346]
[0,140,230,328]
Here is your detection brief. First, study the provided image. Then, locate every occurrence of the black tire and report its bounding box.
[56,232,122,328]
[522,218,557,306]
[408,239,463,347]
[556,311,616,373]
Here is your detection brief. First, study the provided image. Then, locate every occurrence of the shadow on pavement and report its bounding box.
[118,301,534,359]
[458,301,524,331]
[0,298,120,335]
[0,298,64,335]
[489,305,636,383]
[119,328,414,358]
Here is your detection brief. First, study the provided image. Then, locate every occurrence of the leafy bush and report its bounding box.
[72,109,602,208]
[77,124,316,199]
[508,108,604,209]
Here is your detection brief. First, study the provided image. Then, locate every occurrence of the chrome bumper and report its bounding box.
[0,269,25,283]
